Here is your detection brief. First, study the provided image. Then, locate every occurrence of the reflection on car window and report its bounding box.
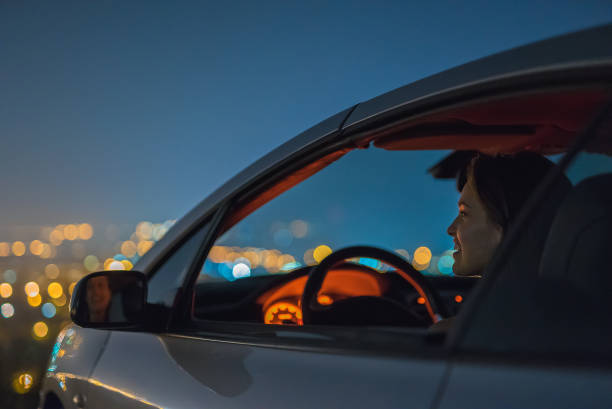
[148,223,209,307]
[199,149,459,283]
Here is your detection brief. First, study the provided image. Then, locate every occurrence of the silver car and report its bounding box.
[40,24,612,409]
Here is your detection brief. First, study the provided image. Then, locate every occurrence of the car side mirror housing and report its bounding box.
[70,270,147,329]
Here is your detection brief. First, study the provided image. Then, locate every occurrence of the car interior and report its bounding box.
[189,85,612,335]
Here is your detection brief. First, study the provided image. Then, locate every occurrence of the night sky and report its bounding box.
[2,1,611,228]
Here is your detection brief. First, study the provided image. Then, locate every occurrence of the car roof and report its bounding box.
[135,23,612,274]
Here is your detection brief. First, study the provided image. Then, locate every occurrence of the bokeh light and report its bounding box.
[68,282,77,295]
[42,303,57,318]
[27,294,42,307]
[1,283,13,298]
[313,245,332,263]
[455,295,463,303]
[395,249,411,261]
[12,241,26,256]
[137,240,154,256]
[1,303,15,318]
[303,249,316,265]
[48,282,63,298]
[52,294,67,307]
[39,243,53,259]
[438,254,454,275]
[63,224,78,240]
[33,321,49,338]
[232,263,251,279]
[3,269,17,283]
[13,373,33,394]
[290,220,308,238]
[49,229,64,246]
[136,221,153,240]
[121,240,137,258]
[44,264,61,279]
[29,240,44,256]
[108,260,124,270]
[121,260,133,270]
[78,223,93,240]
[24,282,40,297]
[84,255,100,272]
[413,246,432,265]
[0,242,9,257]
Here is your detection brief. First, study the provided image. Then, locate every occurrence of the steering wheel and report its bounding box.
[301,246,448,326]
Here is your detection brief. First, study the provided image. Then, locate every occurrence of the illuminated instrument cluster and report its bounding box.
[264,301,303,326]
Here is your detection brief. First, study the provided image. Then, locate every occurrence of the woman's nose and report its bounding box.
[447,217,458,236]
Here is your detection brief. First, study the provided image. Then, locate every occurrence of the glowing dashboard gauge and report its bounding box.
[264,301,303,325]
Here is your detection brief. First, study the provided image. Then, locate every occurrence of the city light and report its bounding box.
[29,240,44,256]
[42,303,57,318]
[137,240,154,256]
[44,264,60,279]
[68,282,77,295]
[49,229,64,246]
[3,269,17,283]
[1,283,13,298]
[84,255,100,272]
[12,241,26,256]
[290,219,308,238]
[136,221,153,240]
[52,294,67,307]
[27,294,42,307]
[24,282,40,297]
[48,282,63,298]
[121,240,137,257]
[63,224,78,240]
[33,321,49,338]
[313,245,332,263]
[13,372,33,394]
[78,223,94,240]
[0,242,9,257]
[1,303,15,318]
[120,260,133,270]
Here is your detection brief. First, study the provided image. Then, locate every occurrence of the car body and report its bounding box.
[40,24,612,409]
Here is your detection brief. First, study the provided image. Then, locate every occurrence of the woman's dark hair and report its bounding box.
[457,152,572,232]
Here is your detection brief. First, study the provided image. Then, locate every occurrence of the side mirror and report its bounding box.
[70,270,147,329]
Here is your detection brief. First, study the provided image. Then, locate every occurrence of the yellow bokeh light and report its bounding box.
[413,246,432,265]
[121,241,137,258]
[108,260,124,270]
[63,224,78,241]
[0,242,9,257]
[78,223,93,240]
[49,229,64,246]
[120,260,133,270]
[103,258,115,270]
[208,246,227,263]
[136,221,153,240]
[29,240,44,256]
[242,251,260,268]
[68,282,77,295]
[313,245,332,263]
[13,372,33,394]
[0,283,13,298]
[33,321,48,338]
[44,264,60,279]
[27,294,42,307]
[137,240,154,256]
[24,281,40,297]
[39,243,53,259]
[12,241,26,257]
[48,282,63,298]
[53,294,67,307]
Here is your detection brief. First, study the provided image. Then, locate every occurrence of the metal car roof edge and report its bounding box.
[344,23,612,130]
[133,106,357,273]
[342,60,612,134]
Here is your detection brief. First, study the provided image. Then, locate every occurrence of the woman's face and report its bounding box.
[86,276,111,319]
[447,177,503,276]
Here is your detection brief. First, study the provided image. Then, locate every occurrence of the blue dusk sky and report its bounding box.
[1,0,611,230]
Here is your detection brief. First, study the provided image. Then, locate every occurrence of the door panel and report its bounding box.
[438,362,612,409]
[87,331,447,409]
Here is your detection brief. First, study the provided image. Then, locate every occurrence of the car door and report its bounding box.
[85,144,457,409]
[438,136,612,408]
